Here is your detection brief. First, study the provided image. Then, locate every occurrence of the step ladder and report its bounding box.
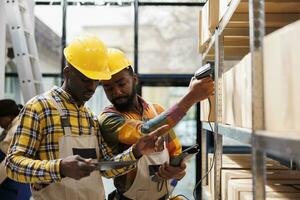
[4,0,44,102]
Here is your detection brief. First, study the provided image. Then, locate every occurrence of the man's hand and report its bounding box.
[188,76,214,103]
[157,162,186,180]
[178,76,214,113]
[60,155,96,180]
[133,125,169,158]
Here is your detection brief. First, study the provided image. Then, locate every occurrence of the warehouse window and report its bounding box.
[142,86,196,146]
[66,5,134,56]
[142,86,197,199]
[34,5,62,74]
[138,6,201,74]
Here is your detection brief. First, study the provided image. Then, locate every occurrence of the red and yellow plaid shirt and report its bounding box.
[99,96,184,192]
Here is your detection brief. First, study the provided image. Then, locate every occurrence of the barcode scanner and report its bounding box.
[194,63,213,80]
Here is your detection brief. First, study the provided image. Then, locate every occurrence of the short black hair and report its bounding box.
[0,99,23,117]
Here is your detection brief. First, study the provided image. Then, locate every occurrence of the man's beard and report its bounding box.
[112,87,137,112]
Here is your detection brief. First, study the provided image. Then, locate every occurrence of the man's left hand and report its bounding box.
[157,162,186,180]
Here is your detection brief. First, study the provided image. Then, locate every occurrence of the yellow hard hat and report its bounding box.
[107,48,132,76]
[64,35,111,80]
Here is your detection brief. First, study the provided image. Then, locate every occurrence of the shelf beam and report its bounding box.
[202,122,252,145]
[255,132,300,166]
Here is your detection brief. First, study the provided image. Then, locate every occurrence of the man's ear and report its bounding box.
[63,66,71,79]
[133,73,139,86]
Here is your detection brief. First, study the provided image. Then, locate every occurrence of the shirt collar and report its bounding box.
[51,86,78,105]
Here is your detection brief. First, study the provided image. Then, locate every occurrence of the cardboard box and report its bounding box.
[201,95,215,122]
[209,0,232,31]
[263,20,300,135]
[222,66,236,126]
[199,1,211,52]
[222,53,252,128]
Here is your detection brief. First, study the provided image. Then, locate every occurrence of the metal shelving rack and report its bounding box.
[199,0,300,200]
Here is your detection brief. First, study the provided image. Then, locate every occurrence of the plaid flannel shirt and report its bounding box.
[5,87,136,190]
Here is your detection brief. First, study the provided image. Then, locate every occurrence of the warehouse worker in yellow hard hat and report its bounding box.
[5,35,171,200]
[99,48,214,200]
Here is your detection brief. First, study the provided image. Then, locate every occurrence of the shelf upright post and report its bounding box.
[249,0,266,199]
[214,29,224,200]
[201,128,207,187]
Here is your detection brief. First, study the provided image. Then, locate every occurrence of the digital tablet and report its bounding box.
[170,144,200,167]
[96,160,137,171]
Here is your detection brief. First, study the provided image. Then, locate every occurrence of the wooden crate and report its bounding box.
[228,179,300,200]
[264,20,300,135]
[222,170,252,200]
[207,154,288,198]
[241,192,300,200]
[222,170,300,200]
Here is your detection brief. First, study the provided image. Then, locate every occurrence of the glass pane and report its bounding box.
[42,76,61,91]
[66,5,134,59]
[142,86,197,199]
[34,5,62,74]
[142,87,197,146]
[5,76,22,104]
[141,0,205,2]
[86,86,111,116]
[4,75,61,104]
[35,0,206,3]
[138,6,201,74]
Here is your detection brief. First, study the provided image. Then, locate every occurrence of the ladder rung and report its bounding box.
[19,4,26,12]
[33,81,42,84]
[28,54,37,60]
[24,29,31,36]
